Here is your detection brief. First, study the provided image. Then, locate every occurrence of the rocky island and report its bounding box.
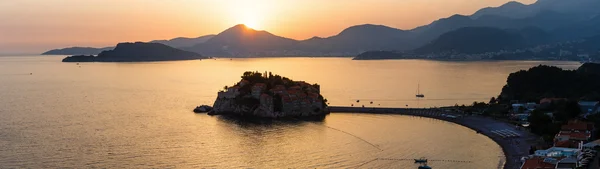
[62,42,205,62]
[209,71,329,119]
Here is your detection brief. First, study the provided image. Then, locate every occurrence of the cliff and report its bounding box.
[210,71,329,119]
[62,42,205,62]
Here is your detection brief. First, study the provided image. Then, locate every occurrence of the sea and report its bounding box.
[0,55,581,168]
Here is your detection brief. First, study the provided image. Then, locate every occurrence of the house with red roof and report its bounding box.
[555,120,594,143]
[520,157,558,169]
[554,140,582,149]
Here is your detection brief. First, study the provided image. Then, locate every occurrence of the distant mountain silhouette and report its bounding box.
[552,15,600,41]
[150,35,215,48]
[42,47,113,55]
[471,1,536,19]
[296,24,414,54]
[62,42,204,62]
[411,15,476,44]
[533,0,600,20]
[415,27,535,54]
[472,0,600,20]
[44,35,214,55]
[49,0,600,58]
[185,24,298,57]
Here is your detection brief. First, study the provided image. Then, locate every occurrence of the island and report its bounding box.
[61,42,205,62]
[42,47,114,55]
[209,71,329,119]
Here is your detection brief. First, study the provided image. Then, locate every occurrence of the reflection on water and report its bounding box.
[0,56,579,168]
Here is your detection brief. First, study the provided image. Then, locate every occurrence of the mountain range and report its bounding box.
[43,0,600,58]
[150,35,215,48]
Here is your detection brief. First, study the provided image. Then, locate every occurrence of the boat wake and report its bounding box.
[320,124,383,151]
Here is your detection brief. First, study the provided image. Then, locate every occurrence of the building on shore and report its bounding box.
[520,156,562,169]
[555,120,595,143]
[521,120,597,169]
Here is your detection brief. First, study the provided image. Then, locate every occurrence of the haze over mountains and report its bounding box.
[44,0,600,58]
[150,35,215,48]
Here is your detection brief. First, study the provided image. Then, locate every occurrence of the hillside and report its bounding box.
[296,24,414,54]
[150,35,215,48]
[498,64,600,103]
[186,24,298,57]
[415,27,527,54]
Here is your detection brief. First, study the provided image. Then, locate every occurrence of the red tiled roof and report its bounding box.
[554,140,581,148]
[562,121,594,131]
[557,132,591,140]
[520,157,555,169]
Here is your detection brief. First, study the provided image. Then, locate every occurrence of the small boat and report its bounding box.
[193,105,213,113]
[418,165,432,169]
[414,158,428,163]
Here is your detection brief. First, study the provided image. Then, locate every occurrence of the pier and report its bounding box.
[328,106,538,169]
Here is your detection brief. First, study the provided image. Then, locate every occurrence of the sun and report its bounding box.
[240,12,262,30]
[231,1,267,30]
[243,17,261,30]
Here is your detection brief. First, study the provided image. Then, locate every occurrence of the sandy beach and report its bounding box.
[328,106,538,169]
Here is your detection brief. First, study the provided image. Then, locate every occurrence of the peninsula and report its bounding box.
[43,47,114,55]
[62,42,205,62]
[209,71,329,119]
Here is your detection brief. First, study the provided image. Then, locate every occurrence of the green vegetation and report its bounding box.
[458,64,600,142]
[528,110,561,141]
[237,71,321,94]
[527,100,583,141]
[498,64,600,103]
[234,71,327,108]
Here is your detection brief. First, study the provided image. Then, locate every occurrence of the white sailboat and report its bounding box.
[416,83,425,98]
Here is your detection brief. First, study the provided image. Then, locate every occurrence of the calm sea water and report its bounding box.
[0,56,580,168]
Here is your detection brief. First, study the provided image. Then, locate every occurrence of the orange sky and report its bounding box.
[0,0,536,54]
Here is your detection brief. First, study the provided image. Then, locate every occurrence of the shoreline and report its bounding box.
[328,106,536,169]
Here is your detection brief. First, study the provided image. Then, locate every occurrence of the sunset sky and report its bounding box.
[0,0,536,54]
